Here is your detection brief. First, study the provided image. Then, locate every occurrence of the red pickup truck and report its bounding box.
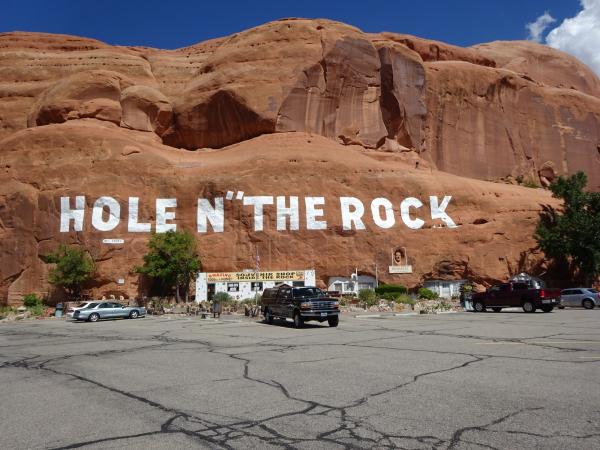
[471,282,561,313]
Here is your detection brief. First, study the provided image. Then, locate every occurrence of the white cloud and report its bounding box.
[526,11,556,43]
[546,0,600,77]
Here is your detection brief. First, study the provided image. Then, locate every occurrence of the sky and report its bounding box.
[1,0,599,75]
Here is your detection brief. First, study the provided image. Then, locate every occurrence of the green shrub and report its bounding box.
[358,289,377,306]
[0,306,17,319]
[212,292,232,303]
[381,292,398,302]
[418,288,439,300]
[28,304,45,317]
[375,284,407,295]
[23,293,42,308]
[395,294,416,306]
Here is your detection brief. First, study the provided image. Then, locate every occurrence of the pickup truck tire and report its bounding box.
[522,301,536,313]
[328,316,339,327]
[264,308,274,324]
[492,307,502,312]
[473,301,486,312]
[88,313,99,322]
[582,299,594,310]
[541,306,554,313]
[129,310,139,319]
[293,311,304,329]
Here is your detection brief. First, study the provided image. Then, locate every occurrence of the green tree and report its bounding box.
[45,245,95,299]
[535,172,600,285]
[136,230,201,302]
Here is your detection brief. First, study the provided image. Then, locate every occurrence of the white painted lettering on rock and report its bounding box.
[58,194,457,233]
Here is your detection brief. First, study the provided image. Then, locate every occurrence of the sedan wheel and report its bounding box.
[474,302,486,312]
[129,310,139,319]
[88,313,100,322]
[582,299,594,310]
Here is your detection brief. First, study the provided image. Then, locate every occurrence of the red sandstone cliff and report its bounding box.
[1,19,598,303]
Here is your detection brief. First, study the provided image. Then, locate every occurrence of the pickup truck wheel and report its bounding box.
[474,301,486,312]
[264,308,274,324]
[88,313,99,322]
[541,306,553,313]
[492,307,502,313]
[522,301,536,313]
[129,310,139,319]
[293,311,304,329]
[328,316,339,327]
[582,299,594,310]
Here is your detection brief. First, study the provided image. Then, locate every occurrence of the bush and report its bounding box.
[212,292,232,304]
[23,293,42,308]
[418,288,439,300]
[0,306,17,319]
[358,289,377,306]
[28,304,45,317]
[395,294,416,306]
[375,284,407,295]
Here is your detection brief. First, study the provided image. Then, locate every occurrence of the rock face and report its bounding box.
[0,20,599,303]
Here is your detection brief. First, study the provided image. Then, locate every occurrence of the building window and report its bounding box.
[334,283,343,292]
[358,283,374,290]
[227,282,239,292]
[251,282,263,292]
[292,281,305,287]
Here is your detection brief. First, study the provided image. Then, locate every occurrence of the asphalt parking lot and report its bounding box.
[1,309,599,449]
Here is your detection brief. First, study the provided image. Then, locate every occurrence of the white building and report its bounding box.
[327,275,377,295]
[195,270,316,302]
[422,279,467,299]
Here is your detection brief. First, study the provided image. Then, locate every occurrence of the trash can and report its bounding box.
[55,303,64,318]
[212,301,222,318]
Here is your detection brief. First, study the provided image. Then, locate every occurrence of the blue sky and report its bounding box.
[0,0,583,49]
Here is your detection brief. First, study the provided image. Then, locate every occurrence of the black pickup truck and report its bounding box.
[261,286,340,328]
[471,282,561,313]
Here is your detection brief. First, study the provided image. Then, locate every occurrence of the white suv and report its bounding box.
[559,288,599,309]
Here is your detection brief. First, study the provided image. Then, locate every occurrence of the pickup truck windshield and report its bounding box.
[293,288,324,298]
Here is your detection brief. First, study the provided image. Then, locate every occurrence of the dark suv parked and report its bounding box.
[261,286,340,328]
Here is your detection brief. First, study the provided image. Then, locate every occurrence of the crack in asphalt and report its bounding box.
[1,317,599,449]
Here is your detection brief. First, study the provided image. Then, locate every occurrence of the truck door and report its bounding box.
[511,283,529,307]
[279,287,293,318]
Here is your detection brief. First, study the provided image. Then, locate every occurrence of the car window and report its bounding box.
[588,289,598,294]
[489,286,500,292]
[512,283,528,290]
[561,290,572,295]
[112,303,123,308]
[499,284,510,292]
[572,290,583,295]
[99,303,112,309]
[85,302,99,308]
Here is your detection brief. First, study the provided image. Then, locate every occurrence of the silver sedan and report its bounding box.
[73,302,146,322]
[559,288,599,309]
